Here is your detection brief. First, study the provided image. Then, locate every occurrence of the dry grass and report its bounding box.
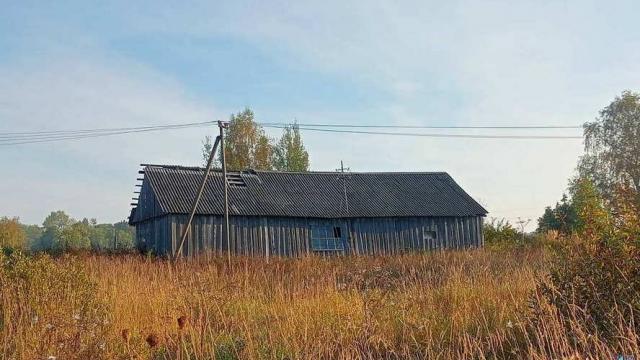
[1,247,638,359]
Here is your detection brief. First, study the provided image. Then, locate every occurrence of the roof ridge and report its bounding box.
[141,164,448,175]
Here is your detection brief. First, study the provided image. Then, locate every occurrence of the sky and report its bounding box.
[1,1,639,229]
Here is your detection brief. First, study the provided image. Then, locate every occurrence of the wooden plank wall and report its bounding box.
[135,215,484,257]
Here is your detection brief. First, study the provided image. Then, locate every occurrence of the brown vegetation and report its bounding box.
[1,244,638,359]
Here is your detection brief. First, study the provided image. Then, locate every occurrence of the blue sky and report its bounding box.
[1,1,639,228]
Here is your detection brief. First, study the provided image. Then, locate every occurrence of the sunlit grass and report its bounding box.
[1,247,638,359]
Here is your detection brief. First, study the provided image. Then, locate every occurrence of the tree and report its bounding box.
[35,210,91,252]
[537,194,579,235]
[570,177,612,238]
[200,109,312,171]
[56,221,91,252]
[201,135,215,167]
[223,108,273,170]
[22,224,43,249]
[273,122,310,171]
[113,221,135,250]
[579,90,640,201]
[0,217,26,250]
[42,210,73,231]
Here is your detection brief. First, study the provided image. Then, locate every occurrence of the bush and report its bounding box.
[536,182,640,341]
[484,218,520,248]
[0,217,26,250]
[0,251,110,359]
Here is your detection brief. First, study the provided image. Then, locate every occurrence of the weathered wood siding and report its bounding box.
[136,215,484,257]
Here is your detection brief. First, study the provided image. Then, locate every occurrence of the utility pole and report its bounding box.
[516,217,531,243]
[219,121,231,269]
[174,131,222,261]
[335,160,350,173]
[335,160,351,214]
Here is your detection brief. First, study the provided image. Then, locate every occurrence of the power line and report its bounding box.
[0,120,584,146]
[0,120,216,137]
[260,122,582,129]
[0,121,581,138]
[0,122,217,140]
[0,121,217,145]
[263,125,583,139]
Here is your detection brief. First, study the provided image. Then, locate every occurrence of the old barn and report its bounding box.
[128,164,487,257]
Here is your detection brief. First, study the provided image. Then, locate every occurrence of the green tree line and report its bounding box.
[0,211,134,253]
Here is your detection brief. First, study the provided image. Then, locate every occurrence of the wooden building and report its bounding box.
[128,165,488,257]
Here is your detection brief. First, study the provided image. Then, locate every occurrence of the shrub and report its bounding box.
[536,182,640,342]
[0,251,110,359]
[484,218,520,247]
[0,217,26,250]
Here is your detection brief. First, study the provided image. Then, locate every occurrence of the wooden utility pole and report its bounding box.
[174,134,221,260]
[336,160,350,173]
[219,121,231,268]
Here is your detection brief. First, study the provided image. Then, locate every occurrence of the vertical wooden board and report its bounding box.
[281,219,287,257]
[286,220,292,257]
[217,216,222,254]
[465,217,471,248]
[285,218,291,256]
[291,220,297,257]
[477,217,482,247]
[251,218,258,257]
[464,217,468,248]
[304,220,310,255]
[389,218,397,253]
[469,217,474,247]
[353,219,360,255]
[471,217,477,248]
[373,223,379,255]
[350,219,357,255]
[279,218,285,257]
[397,218,404,253]
[170,218,176,257]
[267,219,274,256]
[385,219,392,254]
[379,221,385,255]
[274,219,281,256]
[443,218,449,250]
[358,220,366,255]
[286,219,292,256]
[453,218,459,249]
[480,217,485,247]
[248,217,254,256]
[296,221,303,257]
[432,218,438,250]
[362,220,369,255]
[247,217,252,256]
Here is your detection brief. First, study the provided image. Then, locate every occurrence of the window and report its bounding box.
[424,230,437,241]
[424,229,438,250]
[310,225,344,251]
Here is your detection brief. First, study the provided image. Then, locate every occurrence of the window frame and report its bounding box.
[310,224,345,252]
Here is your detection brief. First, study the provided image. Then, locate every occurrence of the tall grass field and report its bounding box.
[1,246,638,359]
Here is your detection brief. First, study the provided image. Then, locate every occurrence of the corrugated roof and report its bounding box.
[130,164,487,223]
